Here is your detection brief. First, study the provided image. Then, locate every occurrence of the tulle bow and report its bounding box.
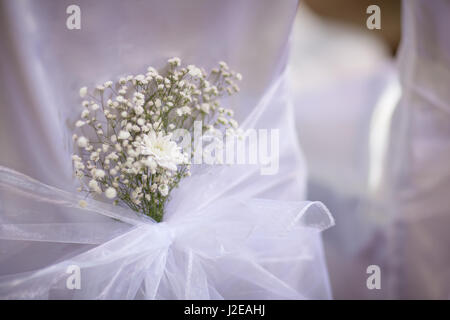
[0,165,333,299]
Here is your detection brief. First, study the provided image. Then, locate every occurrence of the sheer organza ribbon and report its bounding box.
[0,165,334,299]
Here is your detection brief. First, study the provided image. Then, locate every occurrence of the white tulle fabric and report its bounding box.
[0,164,333,299]
[381,0,450,299]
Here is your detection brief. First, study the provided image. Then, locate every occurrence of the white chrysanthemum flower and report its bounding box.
[105,187,117,199]
[79,87,87,98]
[140,131,184,171]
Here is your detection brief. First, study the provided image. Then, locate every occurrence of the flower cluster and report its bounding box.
[72,58,242,221]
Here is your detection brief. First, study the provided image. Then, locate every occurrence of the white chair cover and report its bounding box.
[0,0,334,299]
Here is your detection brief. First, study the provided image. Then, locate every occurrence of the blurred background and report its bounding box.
[290,0,401,298]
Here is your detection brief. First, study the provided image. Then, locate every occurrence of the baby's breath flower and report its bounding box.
[81,110,90,119]
[200,103,210,114]
[79,87,87,98]
[158,184,169,196]
[105,187,117,199]
[77,136,89,148]
[229,119,238,128]
[219,61,228,69]
[93,169,105,179]
[134,105,144,115]
[217,116,228,125]
[168,57,181,67]
[88,179,101,193]
[187,65,202,77]
[78,200,87,208]
[140,132,184,171]
[118,130,130,140]
[75,120,85,127]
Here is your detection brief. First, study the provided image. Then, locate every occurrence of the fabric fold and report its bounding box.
[0,165,333,299]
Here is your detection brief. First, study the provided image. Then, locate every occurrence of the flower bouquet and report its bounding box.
[0,58,334,299]
[72,58,241,221]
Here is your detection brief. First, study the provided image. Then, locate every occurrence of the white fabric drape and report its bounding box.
[382,0,450,299]
[289,5,398,299]
[290,1,450,299]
